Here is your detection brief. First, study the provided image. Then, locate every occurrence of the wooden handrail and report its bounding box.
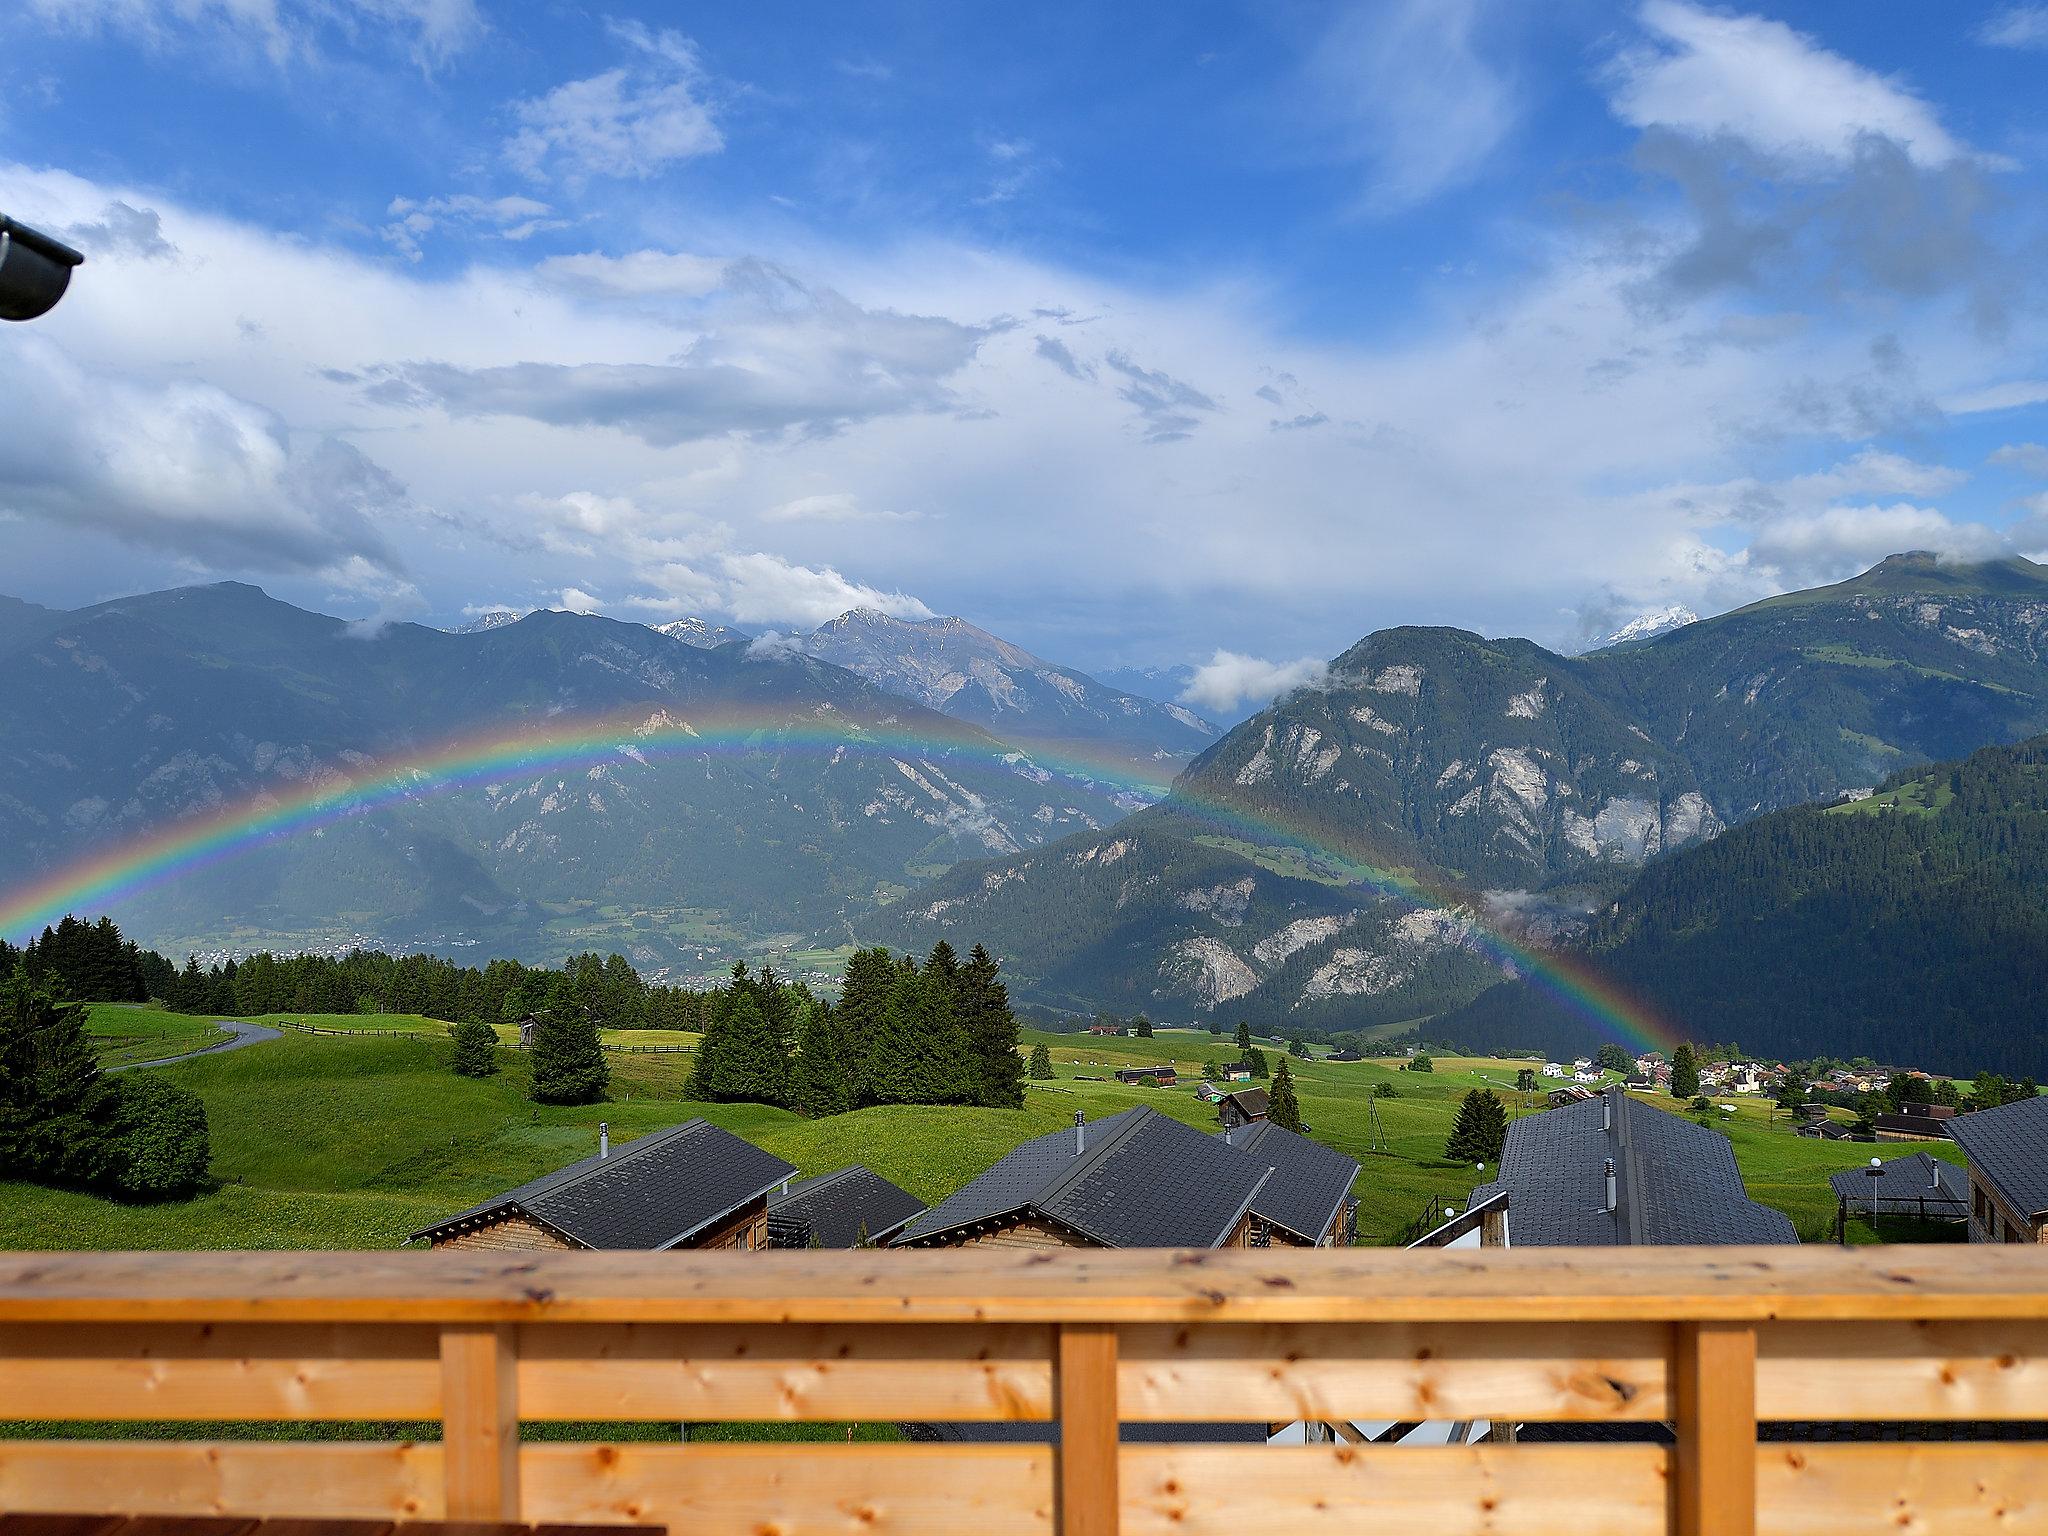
[1,1247,2045,1535]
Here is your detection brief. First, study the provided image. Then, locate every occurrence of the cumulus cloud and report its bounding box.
[535,249,728,298]
[57,200,175,260]
[507,21,723,183]
[713,551,932,626]
[1744,505,2008,585]
[1991,443,2048,477]
[0,333,408,576]
[557,586,602,613]
[372,263,987,446]
[1607,0,1968,169]
[382,194,560,261]
[1305,0,1520,210]
[741,629,808,662]
[1179,651,1329,715]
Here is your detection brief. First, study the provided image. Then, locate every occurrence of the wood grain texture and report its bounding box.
[0,1323,440,1421]
[516,1322,1052,1421]
[1676,1322,1756,1536]
[519,1444,1051,1535]
[0,1443,442,1520]
[1118,1320,1669,1422]
[1756,1319,2048,1420]
[1757,1443,2048,1534]
[3,1247,2046,1325]
[439,1325,517,1521]
[1056,1324,1118,1536]
[1119,1444,1670,1535]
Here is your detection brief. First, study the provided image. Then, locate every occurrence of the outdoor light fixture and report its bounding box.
[0,215,85,321]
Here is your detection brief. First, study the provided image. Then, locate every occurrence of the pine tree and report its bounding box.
[957,944,1024,1108]
[1288,1037,1309,1059]
[449,1019,499,1078]
[1235,1020,1252,1052]
[529,998,609,1105]
[1670,1043,1700,1100]
[1028,1042,1054,1080]
[0,967,114,1184]
[1133,1015,1153,1038]
[837,948,895,1105]
[1445,1089,1508,1164]
[1242,1046,1269,1079]
[1268,1057,1304,1132]
[690,988,788,1106]
[790,1000,850,1117]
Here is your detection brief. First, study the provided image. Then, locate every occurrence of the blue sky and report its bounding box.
[4,0,2048,712]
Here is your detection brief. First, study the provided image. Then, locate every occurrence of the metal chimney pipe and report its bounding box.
[599,1122,610,1160]
[1603,1090,1612,1131]
[1074,1110,1086,1157]
[1604,1157,1617,1213]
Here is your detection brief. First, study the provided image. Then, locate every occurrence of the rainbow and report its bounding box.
[0,704,1681,1053]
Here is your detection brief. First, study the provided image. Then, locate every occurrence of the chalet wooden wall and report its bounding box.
[435,1216,571,1253]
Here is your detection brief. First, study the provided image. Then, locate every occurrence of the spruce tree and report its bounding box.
[1670,1043,1701,1100]
[1028,1042,1054,1080]
[0,967,114,1184]
[449,1019,499,1077]
[1235,1020,1252,1052]
[837,948,895,1105]
[1242,1045,1269,1079]
[528,998,609,1105]
[958,944,1024,1108]
[1445,1089,1508,1164]
[1268,1057,1304,1132]
[1133,1015,1153,1038]
[692,989,788,1106]
[790,1000,850,1117]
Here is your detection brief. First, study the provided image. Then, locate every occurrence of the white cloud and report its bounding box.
[1180,651,1329,714]
[535,250,728,298]
[382,194,560,262]
[507,22,724,183]
[1307,0,1520,210]
[557,586,602,613]
[1943,379,2048,415]
[24,0,482,68]
[761,492,920,524]
[714,551,932,626]
[1991,443,2048,477]
[1744,504,2008,584]
[1608,0,1967,169]
[1978,6,2048,50]
[742,629,809,662]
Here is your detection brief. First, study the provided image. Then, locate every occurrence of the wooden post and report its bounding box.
[1674,1321,1756,1536]
[440,1322,519,1519]
[1479,1202,1508,1248]
[1057,1322,1118,1536]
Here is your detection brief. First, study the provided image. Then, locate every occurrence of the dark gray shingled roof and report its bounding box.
[1827,1152,1969,1217]
[409,1118,797,1249]
[1470,1090,1796,1246]
[892,1106,1272,1249]
[1948,1095,2048,1221]
[767,1164,927,1248]
[1217,1088,1269,1118]
[1220,1120,1360,1244]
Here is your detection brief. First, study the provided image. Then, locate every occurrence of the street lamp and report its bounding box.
[0,215,85,321]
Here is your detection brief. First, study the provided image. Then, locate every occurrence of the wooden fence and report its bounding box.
[2,1247,2046,1534]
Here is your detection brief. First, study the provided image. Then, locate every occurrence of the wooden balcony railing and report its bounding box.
[2,1247,2047,1534]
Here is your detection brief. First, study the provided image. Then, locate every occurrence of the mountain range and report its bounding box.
[0,583,1142,978]
[882,554,2048,1024]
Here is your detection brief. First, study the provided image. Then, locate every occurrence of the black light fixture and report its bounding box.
[0,215,86,321]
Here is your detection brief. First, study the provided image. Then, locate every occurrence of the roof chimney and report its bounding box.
[1604,1157,1617,1214]
[1074,1110,1086,1157]
[1603,1088,1613,1131]
[599,1122,609,1161]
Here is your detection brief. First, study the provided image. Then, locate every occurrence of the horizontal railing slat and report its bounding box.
[1757,1442,2048,1533]
[0,1443,445,1521]
[1757,1320,2048,1421]
[3,1248,2047,1324]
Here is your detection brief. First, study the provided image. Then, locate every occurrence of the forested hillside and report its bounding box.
[1436,734,2048,1076]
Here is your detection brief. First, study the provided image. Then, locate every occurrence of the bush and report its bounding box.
[450,1019,500,1078]
[101,1075,211,1197]
[1372,1081,1397,1099]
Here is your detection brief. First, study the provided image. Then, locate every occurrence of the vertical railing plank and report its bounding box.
[1674,1321,1756,1536]
[1057,1322,1118,1536]
[440,1322,519,1519]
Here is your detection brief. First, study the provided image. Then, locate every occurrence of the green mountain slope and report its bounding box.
[1435,733,2048,1077]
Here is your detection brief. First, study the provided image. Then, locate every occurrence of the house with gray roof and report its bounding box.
[1947,1094,2048,1243]
[767,1165,926,1248]
[409,1119,797,1252]
[891,1106,1273,1250]
[1469,1088,1796,1246]
[1218,1119,1359,1246]
[1827,1151,1968,1227]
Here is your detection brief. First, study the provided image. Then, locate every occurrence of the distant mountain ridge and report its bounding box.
[804,608,1217,776]
[654,616,750,648]
[883,554,2048,1023]
[0,584,1136,978]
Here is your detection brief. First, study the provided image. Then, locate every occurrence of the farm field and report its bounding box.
[3,1012,1962,1250]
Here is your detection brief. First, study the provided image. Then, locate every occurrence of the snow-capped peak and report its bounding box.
[1596,605,1698,648]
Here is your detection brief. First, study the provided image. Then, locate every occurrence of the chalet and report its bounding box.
[1542,1062,1567,1078]
[409,1119,796,1253]
[1326,1047,1364,1062]
[1873,1101,1959,1141]
[1828,1152,1968,1227]
[891,1106,1272,1250]
[1218,1120,1360,1247]
[1623,1073,1655,1092]
[1547,1085,1594,1108]
[1085,1023,1125,1036]
[767,1165,926,1248]
[1947,1094,2048,1243]
[1470,1087,1796,1246]
[1115,1064,1178,1087]
[1797,1118,1861,1142]
[514,1011,545,1049]
[1224,1068,1253,1082]
[1215,1087,1270,1130]
[1194,1082,1224,1103]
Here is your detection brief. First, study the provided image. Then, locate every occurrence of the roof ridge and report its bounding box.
[1033,1107,1154,1209]
[526,1117,710,1206]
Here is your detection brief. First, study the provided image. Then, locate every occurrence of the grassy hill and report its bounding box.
[0,1014,1953,1249]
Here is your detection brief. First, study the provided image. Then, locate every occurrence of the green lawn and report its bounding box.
[0,1013,1960,1251]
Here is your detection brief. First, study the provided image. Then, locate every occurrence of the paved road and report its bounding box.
[106,1019,283,1073]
